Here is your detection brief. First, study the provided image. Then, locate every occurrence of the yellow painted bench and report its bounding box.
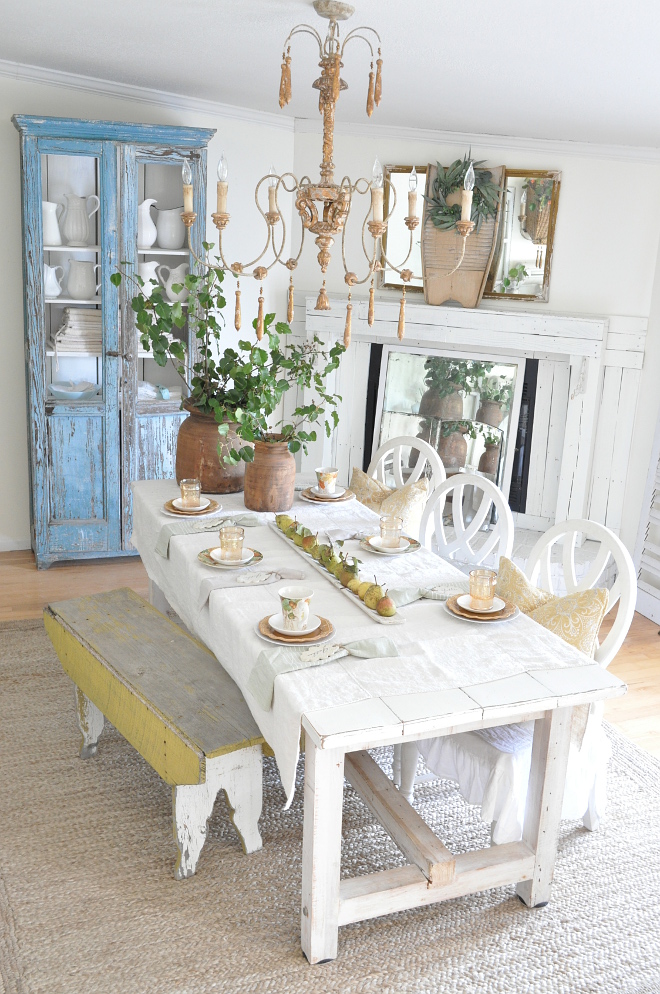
[44,587,264,879]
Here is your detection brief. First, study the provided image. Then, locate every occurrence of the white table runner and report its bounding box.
[131,479,595,805]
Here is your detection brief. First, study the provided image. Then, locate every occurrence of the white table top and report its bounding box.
[131,479,625,803]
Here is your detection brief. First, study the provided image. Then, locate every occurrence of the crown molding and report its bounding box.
[0,58,295,132]
[294,116,660,164]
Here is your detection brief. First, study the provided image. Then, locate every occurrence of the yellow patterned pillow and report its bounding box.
[349,468,428,538]
[529,588,609,657]
[496,557,555,614]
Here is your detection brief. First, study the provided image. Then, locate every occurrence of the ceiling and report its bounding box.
[4,0,660,147]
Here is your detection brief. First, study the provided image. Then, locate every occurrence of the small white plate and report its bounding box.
[311,486,345,499]
[456,594,506,614]
[368,536,411,554]
[172,496,211,511]
[267,613,322,636]
[444,602,519,624]
[209,547,254,565]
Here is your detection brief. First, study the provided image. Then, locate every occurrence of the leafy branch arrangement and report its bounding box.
[423,357,495,399]
[111,253,345,464]
[522,178,554,212]
[424,154,500,233]
[440,419,503,444]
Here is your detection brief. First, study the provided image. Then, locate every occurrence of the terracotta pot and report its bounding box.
[175,400,248,494]
[437,429,468,470]
[419,384,464,419]
[244,437,296,512]
[478,442,501,477]
[475,400,505,428]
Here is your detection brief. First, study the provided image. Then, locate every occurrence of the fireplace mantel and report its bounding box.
[302,297,646,536]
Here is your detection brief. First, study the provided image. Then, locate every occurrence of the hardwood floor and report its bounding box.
[1,550,658,757]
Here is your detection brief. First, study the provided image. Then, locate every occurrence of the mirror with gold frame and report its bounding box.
[483,169,561,302]
[379,164,427,291]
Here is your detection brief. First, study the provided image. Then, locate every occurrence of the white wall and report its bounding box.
[0,73,294,550]
[292,125,660,552]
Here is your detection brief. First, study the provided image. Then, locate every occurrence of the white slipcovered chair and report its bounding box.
[399,519,637,844]
[367,435,446,492]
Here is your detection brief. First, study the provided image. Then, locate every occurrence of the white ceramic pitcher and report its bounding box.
[67,260,101,300]
[138,260,160,296]
[60,194,100,247]
[138,199,158,249]
[157,263,189,302]
[42,201,64,246]
[43,263,64,298]
[155,206,186,250]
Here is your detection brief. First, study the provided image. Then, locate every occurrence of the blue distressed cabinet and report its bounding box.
[12,116,215,567]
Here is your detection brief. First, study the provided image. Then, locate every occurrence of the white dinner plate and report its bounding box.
[161,506,223,518]
[172,496,211,511]
[255,625,334,647]
[267,613,322,636]
[456,594,506,615]
[368,536,411,554]
[209,547,254,565]
[444,601,519,624]
[311,486,346,499]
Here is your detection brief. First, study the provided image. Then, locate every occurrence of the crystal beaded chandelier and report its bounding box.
[179,0,475,345]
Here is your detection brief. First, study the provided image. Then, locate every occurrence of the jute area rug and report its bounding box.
[1,619,659,994]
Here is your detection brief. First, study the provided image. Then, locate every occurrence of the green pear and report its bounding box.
[276,514,293,532]
[302,533,318,555]
[347,576,362,594]
[339,568,356,587]
[311,543,324,561]
[357,581,372,601]
[329,557,345,578]
[285,521,299,540]
[376,593,397,617]
[364,584,384,610]
[293,529,305,547]
[318,544,333,564]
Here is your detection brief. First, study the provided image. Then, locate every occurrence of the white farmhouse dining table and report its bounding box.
[131,479,626,964]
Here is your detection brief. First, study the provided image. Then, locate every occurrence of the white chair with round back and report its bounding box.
[419,472,514,568]
[367,435,446,492]
[401,518,636,844]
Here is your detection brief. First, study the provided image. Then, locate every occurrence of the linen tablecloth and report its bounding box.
[131,479,595,805]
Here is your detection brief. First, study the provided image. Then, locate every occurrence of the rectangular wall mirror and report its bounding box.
[483,169,561,302]
[380,165,426,291]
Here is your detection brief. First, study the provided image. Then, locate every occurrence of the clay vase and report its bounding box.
[175,401,247,493]
[475,400,504,428]
[478,442,501,477]
[419,384,464,419]
[244,437,296,512]
[437,428,468,471]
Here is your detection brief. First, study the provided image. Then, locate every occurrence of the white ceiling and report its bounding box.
[4,0,660,147]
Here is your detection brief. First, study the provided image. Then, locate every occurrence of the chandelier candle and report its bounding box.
[182,159,194,214]
[217,154,228,214]
[371,158,384,222]
[408,166,418,218]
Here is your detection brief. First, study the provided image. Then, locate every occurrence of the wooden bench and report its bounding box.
[44,587,264,879]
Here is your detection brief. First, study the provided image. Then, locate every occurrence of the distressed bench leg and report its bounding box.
[75,687,104,759]
[301,745,345,964]
[172,745,263,879]
[148,578,172,616]
[516,707,573,909]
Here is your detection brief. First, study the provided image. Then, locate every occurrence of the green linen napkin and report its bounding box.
[388,579,470,607]
[155,514,259,558]
[247,637,399,710]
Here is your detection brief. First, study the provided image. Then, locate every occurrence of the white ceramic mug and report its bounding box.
[138,260,160,296]
[315,466,339,494]
[42,201,64,246]
[278,585,314,632]
[155,206,186,250]
[157,263,189,302]
[43,264,64,298]
[67,260,101,300]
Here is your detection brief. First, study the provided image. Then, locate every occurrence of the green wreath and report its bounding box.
[424,155,500,233]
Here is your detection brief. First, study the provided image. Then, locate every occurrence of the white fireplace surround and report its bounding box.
[301,297,647,536]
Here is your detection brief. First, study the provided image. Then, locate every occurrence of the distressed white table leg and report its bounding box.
[392,743,402,787]
[399,741,418,804]
[582,778,601,832]
[301,745,345,964]
[148,578,171,615]
[75,687,104,759]
[173,746,263,879]
[221,745,263,854]
[516,707,573,908]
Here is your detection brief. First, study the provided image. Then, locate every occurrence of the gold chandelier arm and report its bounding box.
[340,188,380,286]
[381,227,415,273]
[278,224,306,268]
[217,225,274,278]
[341,26,381,57]
[283,23,323,57]
[340,175,371,196]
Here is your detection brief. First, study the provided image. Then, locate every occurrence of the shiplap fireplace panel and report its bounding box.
[304,298,646,536]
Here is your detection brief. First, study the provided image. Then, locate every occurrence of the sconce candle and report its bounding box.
[182,159,194,213]
[461,161,475,223]
[408,166,418,217]
[217,153,229,214]
[371,158,384,222]
[268,165,278,214]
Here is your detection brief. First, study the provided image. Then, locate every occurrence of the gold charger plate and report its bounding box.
[446,594,518,623]
[257,615,335,645]
[359,535,421,556]
[164,497,221,516]
[198,547,263,569]
[299,487,356,504]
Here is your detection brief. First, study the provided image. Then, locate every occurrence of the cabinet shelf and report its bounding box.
[45,297,102,305]
[44,245,100,253]
[138,247,189,256]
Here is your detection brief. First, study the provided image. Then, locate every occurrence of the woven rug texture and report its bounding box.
[0,618,659,994]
